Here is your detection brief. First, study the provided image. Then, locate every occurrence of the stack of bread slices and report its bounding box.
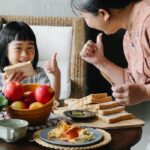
[64,93,133,123]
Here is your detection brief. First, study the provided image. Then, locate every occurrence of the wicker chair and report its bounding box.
[0,15,86,98]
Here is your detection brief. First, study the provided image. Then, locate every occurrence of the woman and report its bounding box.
[71,0,150,106]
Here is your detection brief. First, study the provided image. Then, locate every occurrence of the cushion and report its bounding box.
[30,25,73,99]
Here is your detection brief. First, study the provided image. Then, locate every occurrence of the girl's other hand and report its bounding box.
[44,53,60,76]
[111,84,146,106]
[3,71,26,85]
[80,33,105,66]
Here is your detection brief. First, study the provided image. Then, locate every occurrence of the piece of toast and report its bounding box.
[90,93,108,99]
[64,98,79,106]
[67,96,112,110]
[4,61,36,78]
[89,101,120,110]
[97,106,125,115]
[84,96,112,104]
[98,111,133,123]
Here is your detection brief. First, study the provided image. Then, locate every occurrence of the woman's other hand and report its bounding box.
[112,84,147,106]
[80,33,105,66]
[44,53,60,76]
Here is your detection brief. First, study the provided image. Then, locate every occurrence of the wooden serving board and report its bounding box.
[53,107,145,129]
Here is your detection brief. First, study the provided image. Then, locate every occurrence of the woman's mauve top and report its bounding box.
[123,0,150,84]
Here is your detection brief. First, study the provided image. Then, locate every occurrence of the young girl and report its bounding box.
[72,0,150,106]
[0,21,61,100]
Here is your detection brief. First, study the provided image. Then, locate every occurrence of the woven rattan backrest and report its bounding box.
[0,15,86,98]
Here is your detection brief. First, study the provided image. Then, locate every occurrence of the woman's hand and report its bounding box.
[111,84,147,106]
[80,33,105,66]
[44,53,60,76]
[4,71,26,85]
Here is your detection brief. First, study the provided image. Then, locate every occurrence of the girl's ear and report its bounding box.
[98,9,110,21]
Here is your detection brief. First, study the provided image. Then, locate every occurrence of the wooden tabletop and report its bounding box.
[0,126,142,150]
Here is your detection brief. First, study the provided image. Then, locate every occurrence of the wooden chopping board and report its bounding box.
[53,107,145,129]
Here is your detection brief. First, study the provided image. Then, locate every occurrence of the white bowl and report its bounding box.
[0,119,28,142]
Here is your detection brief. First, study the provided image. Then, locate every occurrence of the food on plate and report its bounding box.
[98,111,133,123]
[4,61,36,78]
[64,110,96,120]
[4,81,24,101]
[71,110,89,117]
[48,121,94,143]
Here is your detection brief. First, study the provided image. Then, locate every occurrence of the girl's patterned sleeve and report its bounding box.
[0,73,4,95]
[37,67,51,85]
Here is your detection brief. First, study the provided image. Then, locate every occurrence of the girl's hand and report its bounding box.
[80,33,105,66]
[4,71,26,85]
[111,84,147,106]
[44,53,60,76]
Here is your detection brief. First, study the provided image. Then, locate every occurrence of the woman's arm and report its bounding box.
[80,33,125,85]
[95,57,125,85]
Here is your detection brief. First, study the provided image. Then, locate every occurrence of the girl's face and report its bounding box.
[7,41,35,65]
[81,11,121,35]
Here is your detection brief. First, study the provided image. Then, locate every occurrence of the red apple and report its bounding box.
[24,91,35,105]
[10,101,27,109]
[34,85,53,104]
[4,81,24,101]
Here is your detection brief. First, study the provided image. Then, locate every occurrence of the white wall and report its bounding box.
[0,0,75,17]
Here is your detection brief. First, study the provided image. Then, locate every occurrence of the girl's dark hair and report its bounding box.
[0,21,39,72]
[71,0,141,14]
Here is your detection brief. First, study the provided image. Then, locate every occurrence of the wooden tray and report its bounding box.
[33,129,111,150]
[53,107,145,129]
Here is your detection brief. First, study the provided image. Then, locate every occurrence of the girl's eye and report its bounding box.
[15,47,21,50]
[27,47,34,50]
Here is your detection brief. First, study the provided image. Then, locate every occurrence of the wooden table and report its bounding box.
[0,126,142,150]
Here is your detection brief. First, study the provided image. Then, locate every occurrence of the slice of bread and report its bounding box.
[83,95,112,105]
[89,101,120,110]
[90,93,108,99]
[98,106,125,115]
[98,111,133,123]
[64,98,79,105]
[4,61,35,78]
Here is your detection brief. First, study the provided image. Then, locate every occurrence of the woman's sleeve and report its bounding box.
[123,68,136,84]
[142,26,150,78]
[123,21,150,84]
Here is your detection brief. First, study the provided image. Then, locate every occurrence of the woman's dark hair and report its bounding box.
[71,0,141,15]
[0,21,39,72]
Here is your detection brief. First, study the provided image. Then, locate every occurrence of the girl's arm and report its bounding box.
[51,70,61,100]
[45,53,61,100]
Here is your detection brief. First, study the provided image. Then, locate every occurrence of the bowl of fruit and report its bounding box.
[5,82,54,125]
